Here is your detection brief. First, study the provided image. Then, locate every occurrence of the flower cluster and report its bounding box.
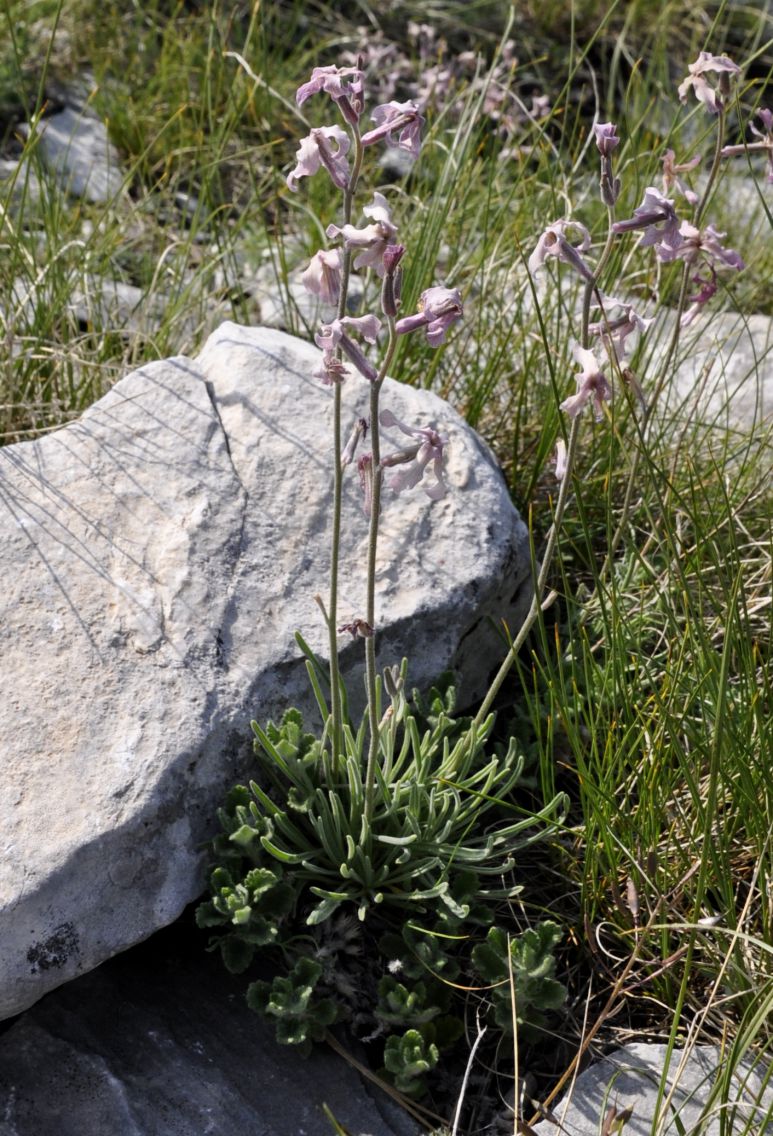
[287,64,424,194]
[527,50,748,429]
[289,61,464,521]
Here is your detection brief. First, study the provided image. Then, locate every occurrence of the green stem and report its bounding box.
[459,214,617,756]
[363,318,398,824]
[606,104,728,569]
[327,134,364,767]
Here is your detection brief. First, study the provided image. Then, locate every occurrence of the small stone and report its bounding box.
[19,105,125,204]
[532,1043,773,1135]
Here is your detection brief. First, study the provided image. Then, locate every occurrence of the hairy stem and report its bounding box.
[363,317,398,824]
[327,133,364,766]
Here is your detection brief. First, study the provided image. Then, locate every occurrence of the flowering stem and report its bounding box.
[363,317,398,824]
[461,214,617,754]
[606,104,727,570]
[327,133,364,766]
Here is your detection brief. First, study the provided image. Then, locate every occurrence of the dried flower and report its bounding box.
[341,417,368,468]
[326,192,398,277]
[287,125,351,192]
[337,617,374,638]
[560,344,612,421]
[313,355,350,386]
[612,187,682,260]
[661,149,700,205]
[677,52,740,114]
[381,244,405,317]
[395,286,463,345]
[594,122,622,206]
[528,219,594,281]
[379,408,447,500]
[357,453,374,515]
[301,248,343,305]
[361,100,424,157]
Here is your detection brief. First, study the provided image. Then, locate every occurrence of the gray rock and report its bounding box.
[0,323,532,1020]
[0,915,419,1136]
[19,105,124,204]
[651,309,773,430]
[533,1043,773,1135]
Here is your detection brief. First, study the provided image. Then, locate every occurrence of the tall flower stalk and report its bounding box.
[288,64,461,811]
[606,55,740,570]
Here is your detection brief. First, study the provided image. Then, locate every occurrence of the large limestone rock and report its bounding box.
[655,309,773,430]
[0,323,532,1021]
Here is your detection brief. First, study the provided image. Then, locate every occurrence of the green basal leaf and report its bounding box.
[194,900,225,929]
[229,823,260,848]
[306,896,344,925]
[220,936,255,974]
[260,835,308,863]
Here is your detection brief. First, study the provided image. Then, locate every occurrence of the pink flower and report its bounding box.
[560,344,612,421]
[326,192,398,277]
[612,187,682,260]
[661,149,700,205]
[395,286,463,346]
[379,409,447,500]
[680,266,718,328]
[314,315,382,384]
[589,296,654,360]
[528,220,594,281]
[301,248,342,305]
[287,125,350,192]
[677,52,740,114]
[361,100,424,157]
[593,122,619,156]
[665,222,744,271]
[295,65,365,123]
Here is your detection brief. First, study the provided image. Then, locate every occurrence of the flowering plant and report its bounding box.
[199,36,755,1117]
[199,52,569,1103]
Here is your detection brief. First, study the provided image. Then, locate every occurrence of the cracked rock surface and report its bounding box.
[0,323,532,1021]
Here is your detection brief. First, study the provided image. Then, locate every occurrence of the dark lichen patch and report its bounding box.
[27,923,79,974]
